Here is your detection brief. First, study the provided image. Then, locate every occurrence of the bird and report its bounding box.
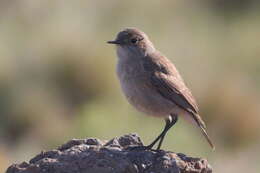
[107,27,215,150]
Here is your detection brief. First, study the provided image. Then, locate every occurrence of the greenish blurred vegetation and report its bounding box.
[1,0,260,172]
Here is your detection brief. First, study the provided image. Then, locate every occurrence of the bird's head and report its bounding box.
[107,28,155,57]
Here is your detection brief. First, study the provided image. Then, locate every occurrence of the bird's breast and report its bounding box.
[116,60,176,117]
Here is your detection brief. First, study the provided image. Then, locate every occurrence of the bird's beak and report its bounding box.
[107,40,121,44]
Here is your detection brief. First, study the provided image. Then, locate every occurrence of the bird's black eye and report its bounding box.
[131,38,138,44]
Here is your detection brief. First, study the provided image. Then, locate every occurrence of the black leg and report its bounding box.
[126,114,178,151]
[146,114,178,150]
[144,116,172,150]
[156,114,178,150]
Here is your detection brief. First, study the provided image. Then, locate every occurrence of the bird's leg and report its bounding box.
[156,114,178,150]
[146,114,178,150]
[144,117,172,150]
[126,114,178,151]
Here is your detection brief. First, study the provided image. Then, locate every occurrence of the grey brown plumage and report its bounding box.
[141,50,215,149]
[108,27,215,150]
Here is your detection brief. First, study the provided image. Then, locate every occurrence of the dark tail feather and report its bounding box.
[199,125,215,150]
[191,112,215,150]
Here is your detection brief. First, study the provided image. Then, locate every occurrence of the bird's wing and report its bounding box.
[142,52,215,149]
[151,72,215,149]
[142,51,199,114]
[150,72,199,114]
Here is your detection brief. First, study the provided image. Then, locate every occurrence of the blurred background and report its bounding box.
[0,0,260,172]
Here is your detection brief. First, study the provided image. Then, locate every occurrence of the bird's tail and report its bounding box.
[199,124,215,150]
[190,112,215,150]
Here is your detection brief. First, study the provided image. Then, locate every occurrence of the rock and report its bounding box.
[6,133,212,173]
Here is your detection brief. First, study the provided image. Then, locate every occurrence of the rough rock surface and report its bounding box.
[6,133,212,173]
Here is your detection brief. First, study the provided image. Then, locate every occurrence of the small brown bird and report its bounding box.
[107,28,215,150]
